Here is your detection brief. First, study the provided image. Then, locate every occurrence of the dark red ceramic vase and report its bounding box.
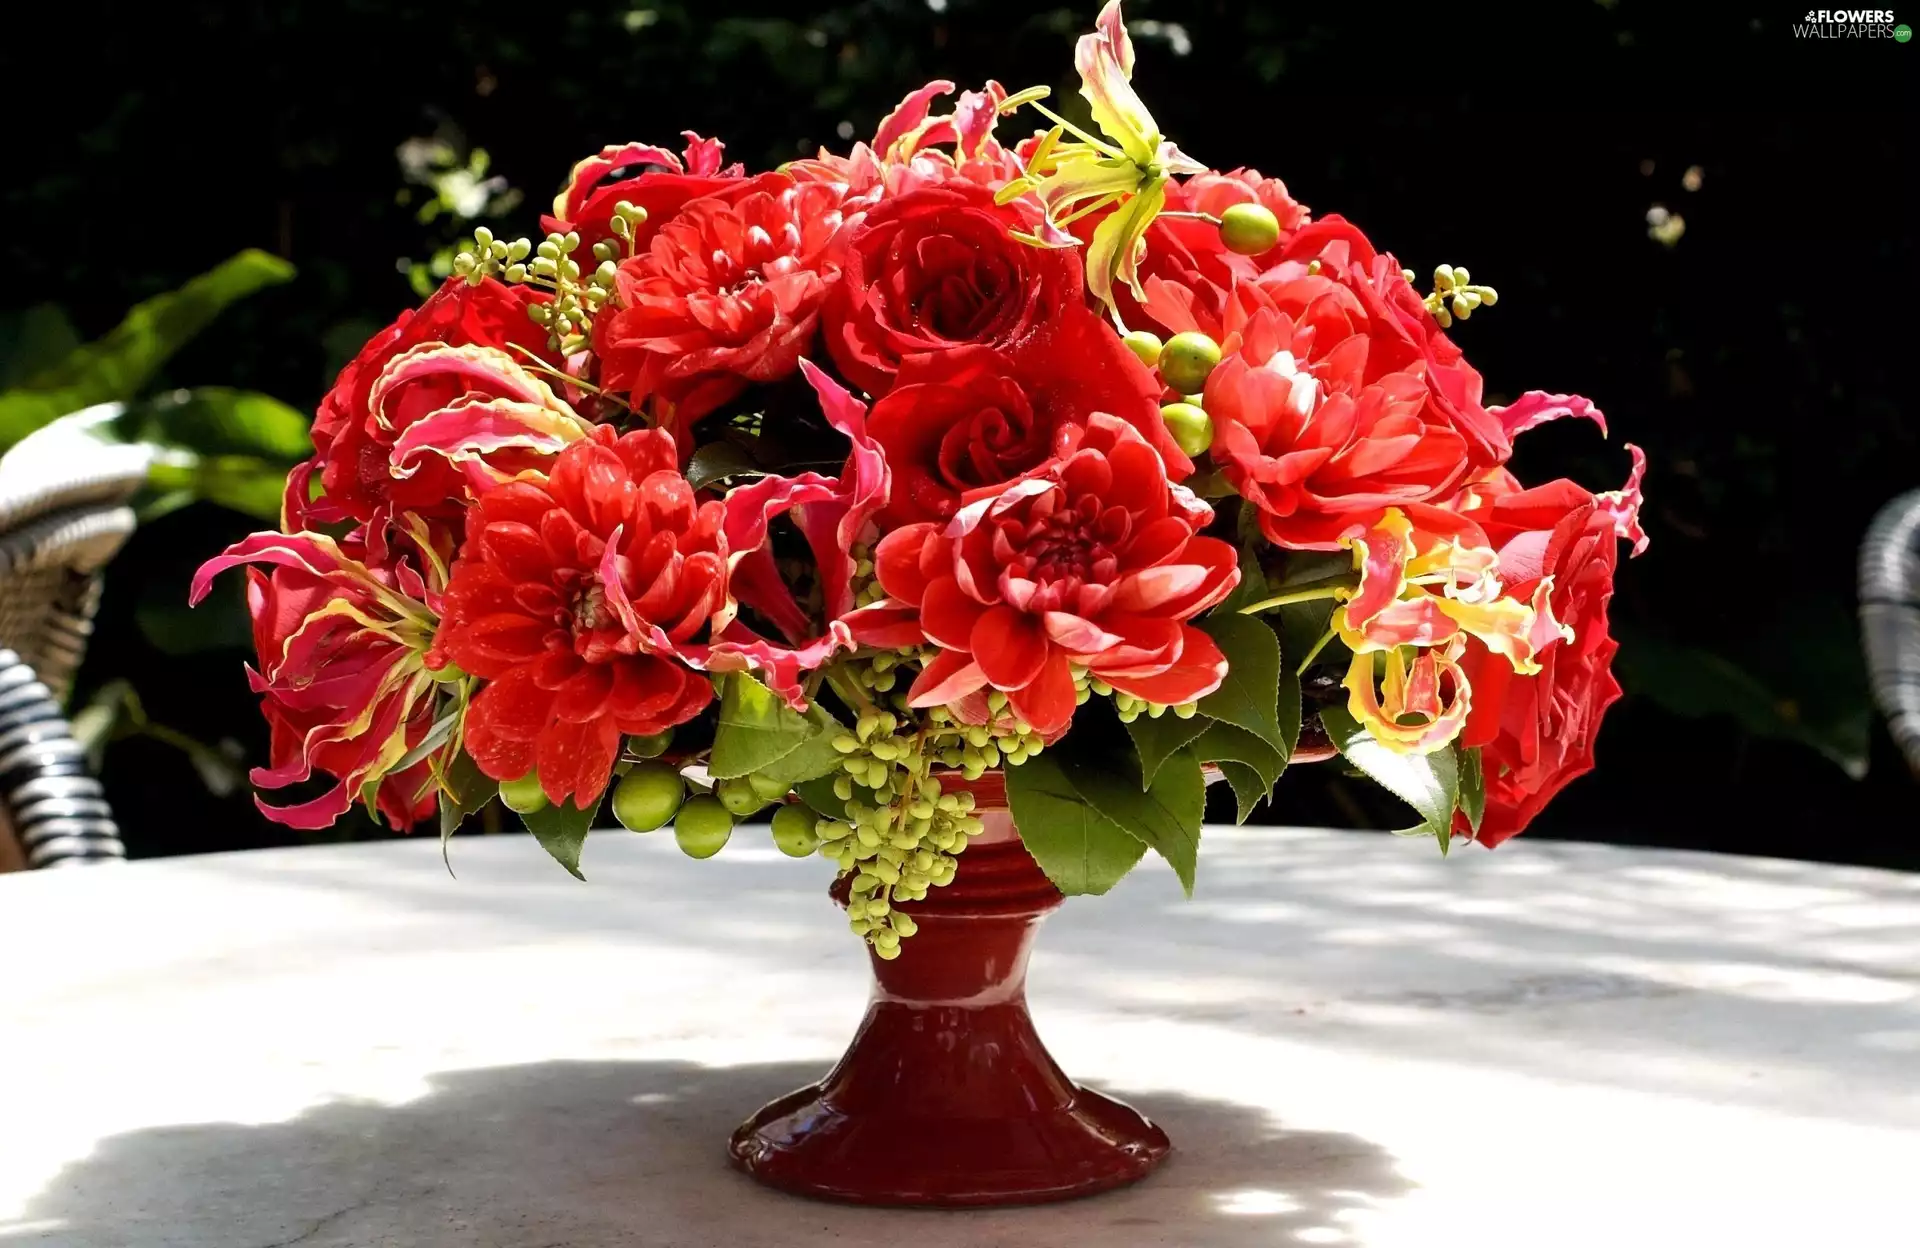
[727,772,1169,1206]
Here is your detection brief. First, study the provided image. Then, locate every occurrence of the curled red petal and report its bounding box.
[1008,651,1077,737]
[908,647,990,707]
[972,605,1049,691]
[1101,625,1228,706]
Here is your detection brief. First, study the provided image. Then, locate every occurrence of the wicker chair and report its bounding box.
[0,409,149,870]
[1860,489,1920,776]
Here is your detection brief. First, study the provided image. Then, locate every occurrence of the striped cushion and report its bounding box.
[1860,489,1920,773]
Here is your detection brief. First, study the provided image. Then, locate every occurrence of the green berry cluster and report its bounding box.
[1120,330,1221,458]
[813,760,980,960]
[452,221,630,355]
[813,649,1067,957]
[1416,263,1498,329]
[605,754,816,861]
[1086,675,1200,724]
[848,544,888,609]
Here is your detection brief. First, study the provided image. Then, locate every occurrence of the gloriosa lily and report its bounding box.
[1333,509,1572,755]
[191,522,466,828]
[996,0,1203,318]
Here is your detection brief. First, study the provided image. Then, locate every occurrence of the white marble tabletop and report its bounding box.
[2,826,1917,1247]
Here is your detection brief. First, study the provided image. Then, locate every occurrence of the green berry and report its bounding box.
[673,796,734,859]
[626,729,673,759]
[612,762,685,832]
[748,772,791,801]
[1219,202,1282,256]
[1159,332,1222,395]
[716,776,767,817]
[771,804,821,857]
[1121,329,1163,368]
[498,772,548,815]
[1161,401,1214,457]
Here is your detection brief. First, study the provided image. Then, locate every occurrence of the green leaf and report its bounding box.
[1457,744,1485,834]
[1277,662,1303,761]
[1215,499,1271,615]
[1003,752,1149,896]
[110,387,312,461]
[708,672,844,786]
[1061,741,1206,895]
[685,440,764,491]
[0,250,295,448]
[1192,720,1285,823]
[758,715,847,788]
[793,774,848,821]
[1321,703,1458,852]
[1194,613,1284,750]
[391,712,459,775]
[439,749,496,870]
[145,452,289,521]
[1273,598,1339,676]
[1008,703,1207,895]
[0,305,81,390]
[1614,618,1870,779]
[1213,760,1269,825]
[1123,711,1212,786]
[136,574,253,655]
[520,797,598,880]
[64,678,244,796]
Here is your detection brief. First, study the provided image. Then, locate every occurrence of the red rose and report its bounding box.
[847,415,1237,736]
[308,277,557,526]
[594,176,846,446]
[822,181,1080,397]
[542,135,746,256]
[1453,468,1641,844]
[430,426,727,807]
[868,321,1188,526]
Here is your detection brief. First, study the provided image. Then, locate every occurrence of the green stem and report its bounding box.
[1157,210,1223,226]
[824,664,878,716]
[1237,581,1350,614]
[1296,627,1338,675]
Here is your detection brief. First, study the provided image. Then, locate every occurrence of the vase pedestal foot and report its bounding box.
[728,998,1169,1206]
[727,810,1170,1207]
[729,1070,1168,1207]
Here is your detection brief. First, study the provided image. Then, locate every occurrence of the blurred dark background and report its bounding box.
[3,2,1913,864]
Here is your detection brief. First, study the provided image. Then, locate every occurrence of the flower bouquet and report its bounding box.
[195,0,1646,1207]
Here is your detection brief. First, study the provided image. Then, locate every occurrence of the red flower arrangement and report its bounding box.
[198,0,1645,953]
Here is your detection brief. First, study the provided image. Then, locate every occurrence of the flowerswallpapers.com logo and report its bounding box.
[1794,7,1907,36]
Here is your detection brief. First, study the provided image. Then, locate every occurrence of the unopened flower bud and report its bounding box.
[1218,202,1281,255]
[1160,401,1214,458]
[1122,329,1163,368]
[1159,332,1222,395]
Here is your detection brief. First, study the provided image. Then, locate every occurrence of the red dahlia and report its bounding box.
[593,176,846,443]
[850,415,1237,736]
[430,426,728,807]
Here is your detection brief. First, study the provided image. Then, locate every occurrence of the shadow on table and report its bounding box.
[12,1059,1408,1248]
